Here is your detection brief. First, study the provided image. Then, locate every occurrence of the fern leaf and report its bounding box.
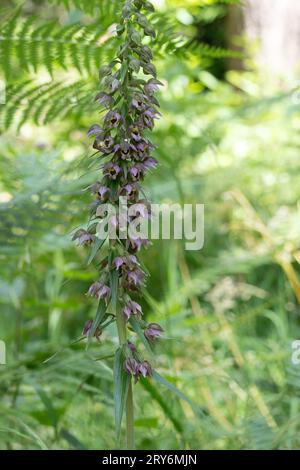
[0,78,97,130]
[0,10,116,79]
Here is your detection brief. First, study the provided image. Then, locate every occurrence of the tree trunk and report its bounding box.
[227,0,300,79]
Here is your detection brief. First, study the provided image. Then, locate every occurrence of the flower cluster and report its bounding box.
[124,340,153,383]
[73,0,163,379]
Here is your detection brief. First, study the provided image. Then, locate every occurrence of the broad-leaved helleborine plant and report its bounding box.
[72,0,164,449]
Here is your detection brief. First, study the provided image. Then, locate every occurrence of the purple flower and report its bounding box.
[129,124,143,142]
[87,281,111,300]
[123,300,143,320]
[135,139,154,157]
[98,185,111,201]
[144,323,164,342]
[91,182,111,201]
[103,136,115,152]
[104,110,122,128]
[131,94,147,111]
[140,115,153,130]
[93,135,114,154]
[95,92,114,108]
[72,229,95,246]
[87,124,103,137]
[124,357,139,377]
[129,164,144,181]
[138,361,153,378]
[83,319,93,336]
[142,157,158,170]
[113,255,139,270]
[127,341,137,352]
[139,107,160,130]
[103,162,122,180]
[132,203,148,218]
[144,78,163,95]
[127,237,151,252]
[114,140,136,160]
[113,256,125,270]
[82,319,102,340]
[119,183,140,201]
[124,358,153,381]
[123,267,145,291]
[130,201,151,219]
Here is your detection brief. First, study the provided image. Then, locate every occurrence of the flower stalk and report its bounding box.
[73,0,164,448]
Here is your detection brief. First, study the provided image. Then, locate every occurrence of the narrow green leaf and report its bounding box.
[140,377,182,433]
[110,268,119,313]
[35,386,59,429]
[119,62,129,83]
[114,347,130,439]
[86,236,107,265]
[60,428,87,450]
[90,298,107,338]
[16,420,48,450]
[152,371,203,416]
[129,316,154,358]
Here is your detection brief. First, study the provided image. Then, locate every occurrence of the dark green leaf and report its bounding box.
[86,236,107,265]
[109,268,119,313]
[153,371,203,417]
[60,429,87,450]
[140,377,182,433]
[114,347,130,440]
[129,316,154,358]
[90,298,107,338]
[35,386,60,429]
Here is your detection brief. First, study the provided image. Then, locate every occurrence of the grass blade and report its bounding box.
[153,371,203,416]
[140,377,182,433]
[114,347,130,440]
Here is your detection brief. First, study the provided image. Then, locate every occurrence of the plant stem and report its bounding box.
[116,307,127,344]
[126,380,135,449]
[116,308,135,449]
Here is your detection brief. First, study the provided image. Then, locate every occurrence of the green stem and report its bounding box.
[116,307,127,344]
[116,307,135,449]
[126,380,135,449]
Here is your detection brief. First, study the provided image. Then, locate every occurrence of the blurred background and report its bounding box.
[1,0,300,450]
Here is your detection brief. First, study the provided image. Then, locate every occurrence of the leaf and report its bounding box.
[35,386,60,429]
[119,62,129,84]
[129,316,154,358]
[109,268,119,313]
[60,428,87,450]
[16,420,48,450]
[140,377,182,433]
[114,347,130,440]
[152,371,203,417]
[90,298,107,339]
[86,236,107,265]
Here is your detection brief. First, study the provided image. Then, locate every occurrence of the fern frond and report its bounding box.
[150,11,242,59]
[49,0,120,16]
[0,12,117,79]
[192,42,243,60]
[0,79,97,131]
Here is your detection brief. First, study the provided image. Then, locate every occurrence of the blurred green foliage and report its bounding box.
[1,0,300,450]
